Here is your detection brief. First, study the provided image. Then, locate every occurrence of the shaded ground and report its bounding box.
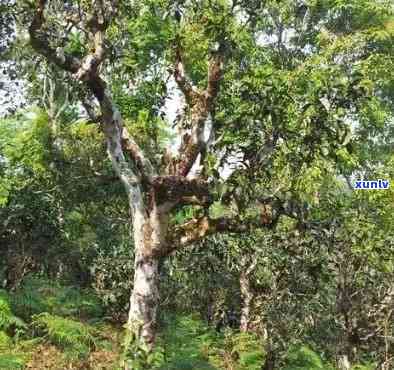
[26,345,120,370]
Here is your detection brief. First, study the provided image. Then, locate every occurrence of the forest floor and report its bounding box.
[1,276,353,369]
[0,276,264,370]
[0,277,125,369]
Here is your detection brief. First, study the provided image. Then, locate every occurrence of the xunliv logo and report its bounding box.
[354,179,390,190]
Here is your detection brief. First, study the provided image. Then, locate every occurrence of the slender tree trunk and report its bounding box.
[262,348,275,370]
[262,328,275,370]
[240,270,253,332]
[240,257,256,332]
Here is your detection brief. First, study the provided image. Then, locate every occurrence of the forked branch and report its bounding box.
[170,41,226,178]
[29,0,155,186]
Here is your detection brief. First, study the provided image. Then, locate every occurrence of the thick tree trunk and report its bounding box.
[126,204,170,349]
[127,246,159,347]
[28,0,224,354]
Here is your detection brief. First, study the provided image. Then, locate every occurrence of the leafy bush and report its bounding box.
[156,314,265,370]
[0,353,25,369]
[158,314,219,369]
[10,276,103,321]
[222,331,265,370]
[282,345,334,370]
[8,282,48,322]
[0,331,11,350]
[90,238,134,319]
[0,292,27,369]
[121,324,165,370]
[31,312,98,359]
[0,290,26,334]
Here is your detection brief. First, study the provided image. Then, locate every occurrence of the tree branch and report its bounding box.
[169,42,226,177]
[29,0,81,73]
[163,195,312,256]
[173,44,199,104]
[163,215,251,256]
[205,48,225,106]
[121,128,157,181]
[75,0,107,81]
[151,176,210,205]
[81,93,101,122]
[29,0,156,195]
[177,195,213,207]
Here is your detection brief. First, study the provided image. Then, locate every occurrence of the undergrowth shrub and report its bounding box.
[10,276,103,321]
[0,290,26,336]
[282,346,376,370]
[157,314,265,370]
[218,330,265,370]
[90,239,134,320]
[0,353,25,369]
[282,345,334,370]
[351,364,376,370]
[0,291,28,369]
[0,331,11,349]
[121,323,165,370]
[158,314,219,370]
[31,312,98,359]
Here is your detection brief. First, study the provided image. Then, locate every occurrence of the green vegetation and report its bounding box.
[31,313,98,359]
[0,279,387,368]
[0,354,26,370]
[0,0,393,368]
[0,290,26,334]
[11,277,104,321]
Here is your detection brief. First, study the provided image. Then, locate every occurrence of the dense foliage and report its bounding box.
[0,0,393,369]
